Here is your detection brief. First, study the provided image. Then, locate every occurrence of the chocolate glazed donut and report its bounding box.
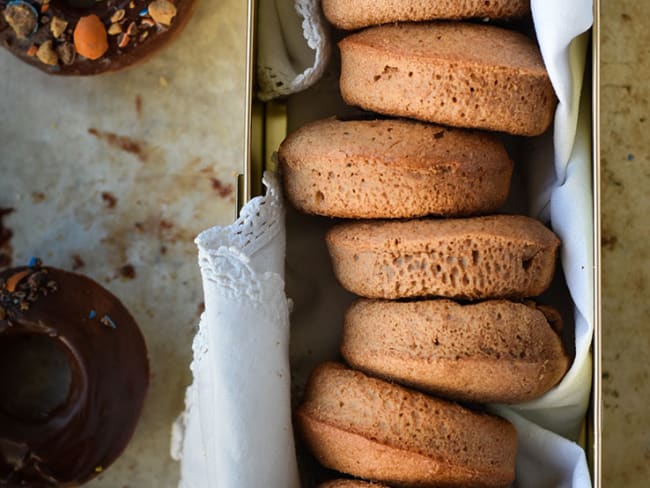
[0,263,149,486]
[0,0,194,75]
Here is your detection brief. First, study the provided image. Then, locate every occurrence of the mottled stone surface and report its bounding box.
[0,0,247,485]
[601,1,650,486]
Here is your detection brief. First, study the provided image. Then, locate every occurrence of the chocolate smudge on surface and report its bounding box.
[101,192,118,209]
[88,128,147,162]
[210,177,234,198]
[71,255,85,271]
[119,264,136,280]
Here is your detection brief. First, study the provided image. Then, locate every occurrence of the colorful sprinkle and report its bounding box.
[5,270,31,293]
[138,8,149,16]
[28,256,41,268]
[89,310,97,319]
[100,315,117,329]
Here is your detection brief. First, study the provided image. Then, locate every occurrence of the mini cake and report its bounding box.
[323,0,530,30]
[342,298,570,403]
[296,362,517,487]
[326,215,560,300]
[0,0,194,75]
[319,480,389,488]
[279,118,513,218]
[0,262,149,486]
[339,22,556,136]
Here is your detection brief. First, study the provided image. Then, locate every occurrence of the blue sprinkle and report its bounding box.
[139,8,149,16]
[627,153,634,161]
[89,310,97,319]
[28,256,41,268]
[100,315,117,329]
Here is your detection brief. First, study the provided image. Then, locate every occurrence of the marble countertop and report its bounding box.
[601,0,650,486]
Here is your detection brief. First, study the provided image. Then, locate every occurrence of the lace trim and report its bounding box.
[257,0,330,101]
[196,173,282,256]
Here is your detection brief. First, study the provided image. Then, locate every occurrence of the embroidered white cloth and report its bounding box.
[257,0,330,101]
[171,173,300,488]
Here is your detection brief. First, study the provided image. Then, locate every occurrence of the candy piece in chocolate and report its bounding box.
[49,16,67,39]
[0,0,195,75]
[0,264,149,486]
[148,0,177,26]
[3,1,38,39]
[73,14,108,60]
[36,40,58,66]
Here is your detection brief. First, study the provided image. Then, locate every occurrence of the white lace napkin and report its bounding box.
[257,0,330,101]
[171,174,300,488]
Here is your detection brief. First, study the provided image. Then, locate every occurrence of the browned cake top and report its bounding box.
[280,117,511,173]
[340,22,547,74]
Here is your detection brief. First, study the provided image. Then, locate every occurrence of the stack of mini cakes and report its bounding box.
[278,2,569,487]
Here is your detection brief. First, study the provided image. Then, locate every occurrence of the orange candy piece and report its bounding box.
[5,270,31,293]
[73,14,108,60]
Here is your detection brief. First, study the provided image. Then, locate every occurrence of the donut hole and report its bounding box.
[0,334,73,422]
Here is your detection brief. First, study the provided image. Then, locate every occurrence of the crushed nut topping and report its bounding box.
[3,1,39,39]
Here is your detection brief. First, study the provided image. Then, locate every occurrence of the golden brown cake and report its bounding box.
[279,118,513,218]
[342,298,570,403]
[296,362,517,488]
[322,0,530,29]
[318,480,389,488]
[326,215,560,300]
[339,22,556,136]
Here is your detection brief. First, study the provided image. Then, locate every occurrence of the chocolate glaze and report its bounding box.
[0,266,149,486]
[0,0,194,75]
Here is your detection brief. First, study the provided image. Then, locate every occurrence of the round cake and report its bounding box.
[0,263,149,486]
[342,298,570,403]
[319,480,389,488]
[296,362,517,488]
[322,0,530,30]
[0,0,194,75]
[339,22,556,136]
[326,215,560,300]
[279,117,513,219]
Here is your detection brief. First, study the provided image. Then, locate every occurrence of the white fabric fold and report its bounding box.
[508,0,594,441]
[257,0,330,101]
[171,174,300,488]
[492,407,592,488]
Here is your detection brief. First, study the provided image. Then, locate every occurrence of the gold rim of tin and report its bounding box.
[238,0,257,214]
[591,0,602,485]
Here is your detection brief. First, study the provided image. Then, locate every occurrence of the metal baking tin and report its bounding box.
[243,0,602,485]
